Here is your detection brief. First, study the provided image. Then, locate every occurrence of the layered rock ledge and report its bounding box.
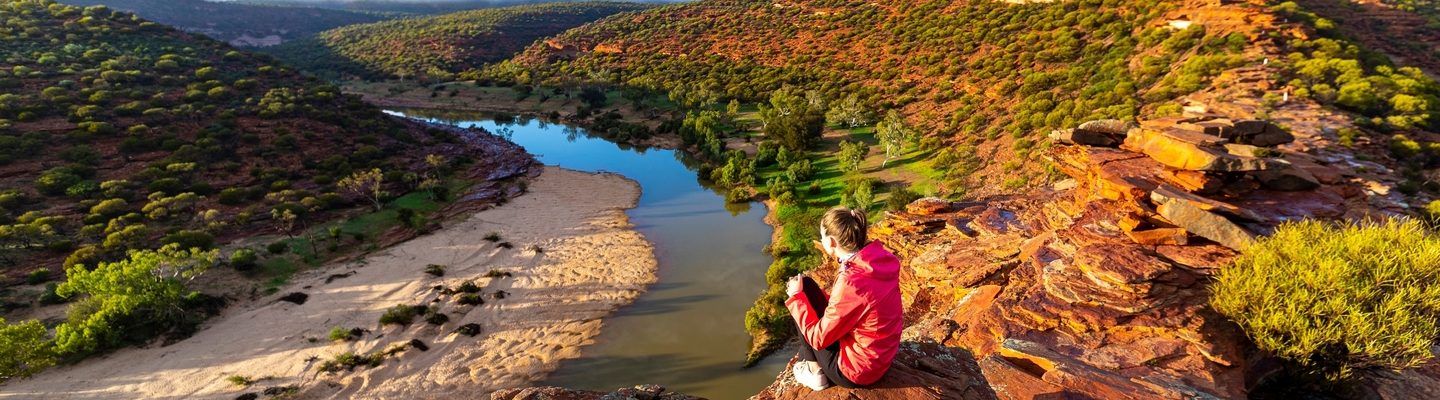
[747,112,1379,399]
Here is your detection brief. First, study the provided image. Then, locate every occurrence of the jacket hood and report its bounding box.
[844,241,900,281]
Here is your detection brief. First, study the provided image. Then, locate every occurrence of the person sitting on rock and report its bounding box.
[785,207,903,390]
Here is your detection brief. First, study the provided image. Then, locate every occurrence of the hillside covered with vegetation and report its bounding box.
[264,2,652,81]
[0,0,527,377]
[459,0,1440,363]
[61,0,387,46]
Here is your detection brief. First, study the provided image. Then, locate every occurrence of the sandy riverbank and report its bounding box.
[0,167,656,399]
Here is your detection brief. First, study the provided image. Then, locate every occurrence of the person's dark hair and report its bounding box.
[822,207,868,253]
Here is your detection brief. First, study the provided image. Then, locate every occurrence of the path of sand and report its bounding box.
[0,167,656,399]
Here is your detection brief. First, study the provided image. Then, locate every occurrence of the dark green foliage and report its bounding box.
[456,280,481,293]
[318,351,384,373]
[37,283,65,305]
[454,323,482,337]
[424,311,448,325]
[265,2,653,80]
[886,188,924,211]
[457,293,484,306]
[423,264,445,277]
[267,242,289,255]
[62,0,385,45]
[228,249,258,271]
[378,304,423,326]
[1273,2,1440,131]
[25,268,49,285]
[0,0,464,279]
[483,270,512,278]
[759,88,825,151]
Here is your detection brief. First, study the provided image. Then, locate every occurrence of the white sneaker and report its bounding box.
[792,361,831,391]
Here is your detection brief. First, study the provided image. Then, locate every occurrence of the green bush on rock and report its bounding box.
[1211,219,1440,381]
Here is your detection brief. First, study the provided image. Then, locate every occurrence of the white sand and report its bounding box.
[0,167,656,399]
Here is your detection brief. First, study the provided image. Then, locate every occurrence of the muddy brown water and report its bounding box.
[389,109,790,399]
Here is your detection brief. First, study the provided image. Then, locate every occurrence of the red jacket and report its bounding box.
[786,241,903,385]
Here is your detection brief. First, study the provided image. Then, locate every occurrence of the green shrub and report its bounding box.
[0,318,56,382]
[886,188,923,212]
[1425,201,1440,226]
[1211,219,1440,381]
[454,323,482,337]
[378,304,423,326]
[25,268,49,285]
[327,326,362,342]
[162,230,215,250]
[424,264,445,277]
[267,242,288,255]
[228,248,258,271]
[35,168,82,196]
[424,311,448,325]
[225,375,253,386]
[457,293,484,306]
[318,351,384,373]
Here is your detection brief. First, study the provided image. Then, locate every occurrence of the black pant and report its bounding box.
[795,276,860,388]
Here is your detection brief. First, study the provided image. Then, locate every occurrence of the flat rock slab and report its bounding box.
[1122,128,1279,172]
[751,342,998,400]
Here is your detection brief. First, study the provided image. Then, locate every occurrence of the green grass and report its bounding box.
[254,176,474,291]
[742,125,947,364]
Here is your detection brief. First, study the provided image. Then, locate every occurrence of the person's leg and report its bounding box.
[794,276,827,362]
[793,276,860,388]
[817,349,860,388]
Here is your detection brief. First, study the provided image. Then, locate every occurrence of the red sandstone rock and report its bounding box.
[490,385,700,400]
[1122,127,1278,172]
[1125,227,1189,246]
[750,342,997,400]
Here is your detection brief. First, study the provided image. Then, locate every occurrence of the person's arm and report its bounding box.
[786,275,865,349]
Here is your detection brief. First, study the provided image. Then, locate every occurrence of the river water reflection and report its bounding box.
[388,109,789,399]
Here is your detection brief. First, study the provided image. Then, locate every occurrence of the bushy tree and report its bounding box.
[875,110,916,168]
[759,87,824,151]
[55,245,219,357]
[338,168,386,211]
[825,93,873,128]
[837,140,869,173]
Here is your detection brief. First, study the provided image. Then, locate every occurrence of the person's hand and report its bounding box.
[785,275,803,297]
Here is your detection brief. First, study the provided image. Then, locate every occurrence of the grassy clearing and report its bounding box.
[743,123,946,364]
[252,175,477,292]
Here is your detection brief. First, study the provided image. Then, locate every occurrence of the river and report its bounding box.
[385,109,790,399]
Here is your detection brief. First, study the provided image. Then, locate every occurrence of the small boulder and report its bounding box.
[906,197,956,215]
[1151,190,1257,251]
[1122,128,1277,172]
[1254,165,1321,191]
[277,292,308,305]
[1229,120,1295,146]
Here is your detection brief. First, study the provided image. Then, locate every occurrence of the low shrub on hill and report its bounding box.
[1212,219,1440,381]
